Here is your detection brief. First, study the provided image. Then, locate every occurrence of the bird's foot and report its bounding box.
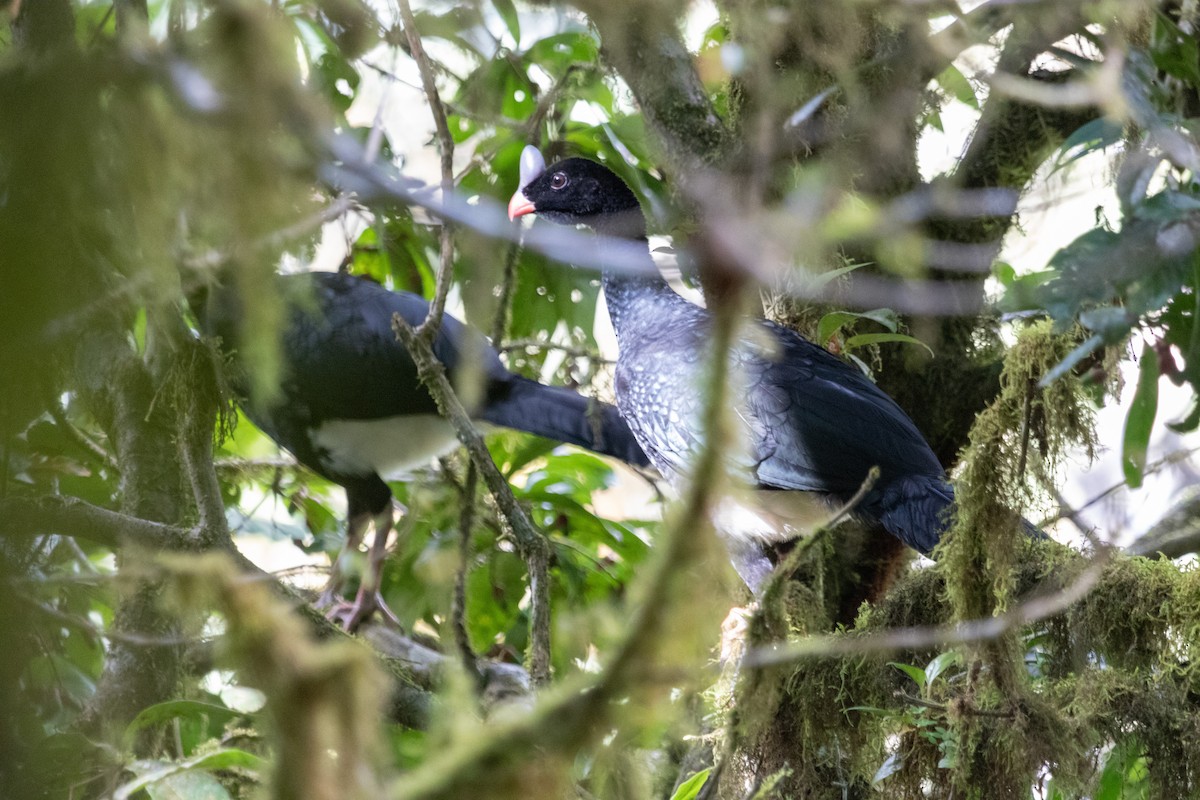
[322,589,403,633]
[313,585,343,613]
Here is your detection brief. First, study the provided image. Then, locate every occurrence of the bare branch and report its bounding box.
[0,495,191,552]
[48,401,119,473]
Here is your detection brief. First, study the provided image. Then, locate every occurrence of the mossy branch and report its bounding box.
[391,313,554,686]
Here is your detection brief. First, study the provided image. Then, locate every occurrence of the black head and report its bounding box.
[509,149,645,237]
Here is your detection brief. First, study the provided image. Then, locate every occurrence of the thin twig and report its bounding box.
[453,463,483,687]
[497,339,614,364]
[490,241,522,345]
[391,313,553,685]
[744,548,1114,668]
[48,401,119,473]
[397,0,456,342]
[757,467,881,606]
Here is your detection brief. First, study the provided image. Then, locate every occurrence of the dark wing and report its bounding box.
[274,272,509,425]
[740,320,945,497]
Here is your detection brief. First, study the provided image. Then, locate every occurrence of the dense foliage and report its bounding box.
[3,1,1200,798]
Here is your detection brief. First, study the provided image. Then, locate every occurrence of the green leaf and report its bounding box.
[1095,737,1148,800]
[145,769,233,800]
[817,308,899,345]
[1053,117,1123,171]
[1122,342,1160,489]
[923,651,960,687]
[116,750,265,800]
[1168,398,1200,433]
[844,332,934,356]
[935,64,978,109]
[492,0,520,44]
[125,700,240,750]
[889,661,926,690]
[1151,12,1200,86]
[670,768,711,800]
[817,311,859,345]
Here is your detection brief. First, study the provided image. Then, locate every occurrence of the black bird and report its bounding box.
[509,147,955,591]
[195,270,649,628]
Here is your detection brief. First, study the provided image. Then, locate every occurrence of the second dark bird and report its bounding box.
[195,270,649,629]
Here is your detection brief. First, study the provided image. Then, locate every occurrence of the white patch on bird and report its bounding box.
[713,489,831,545]
[311,415,464,479]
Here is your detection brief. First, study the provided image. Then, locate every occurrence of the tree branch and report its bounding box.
[0,494,191,552]
[390,314,554,686]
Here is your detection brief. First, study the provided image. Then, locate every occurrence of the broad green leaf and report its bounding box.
[1151,12,1200,86]
[1095,737,1148,800]
[525,31,600,71]
[146,769,232,800]
[935,64,978,109]
[923,651,960,687]
[125,700,240,747]
[670,768,711,800]
[817,308,899,345]
[1122,343,1160,488]
[1053,118,1123,171]
[889,661,926,690]
[817,311,859,345]
[844,332,934,356]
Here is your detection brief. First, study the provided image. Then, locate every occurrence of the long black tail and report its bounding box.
[866,475,1045,557]
[479,375,650,468]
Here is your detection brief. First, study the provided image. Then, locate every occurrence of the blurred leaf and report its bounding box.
[1122,342,1160,488]
[492,0,520,44]
[411,5,487,55]
[844,332,934,356]
[889,661,926,690]
[1151,12,1200,86]
[935,64,978,109]
[525,31,599,72]
[143,769,232,800]
[816,308,899,345]
[872,753,903,785]
[118,750,264,800]
[125,700,241,754]
[311,52,359,114]
[670,768,711,800]
[1094,737,1148,800]
[1053,117,1123,172]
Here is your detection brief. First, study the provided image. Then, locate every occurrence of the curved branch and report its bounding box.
[0,494,192,552]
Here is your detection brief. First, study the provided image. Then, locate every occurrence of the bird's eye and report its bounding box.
[550,173,568,190]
